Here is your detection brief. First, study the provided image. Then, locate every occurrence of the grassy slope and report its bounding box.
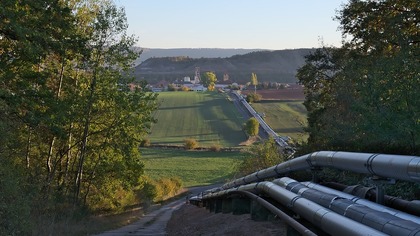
[148,91,247,147]
[141,148,244,187]
[250,100,308,142]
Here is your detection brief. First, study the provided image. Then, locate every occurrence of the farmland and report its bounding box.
[140,148,244,187]
[142,89,307,187]
[148,92,247,147]
[250,101,308,142]
[242,87,308,142]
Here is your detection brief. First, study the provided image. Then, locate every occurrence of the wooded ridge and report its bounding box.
[133,48,315,84]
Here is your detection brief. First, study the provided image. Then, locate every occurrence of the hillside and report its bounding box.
[134,48,263,65]
[133,48,315,84]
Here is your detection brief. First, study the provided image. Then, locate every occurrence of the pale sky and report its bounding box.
[113,0,348,50]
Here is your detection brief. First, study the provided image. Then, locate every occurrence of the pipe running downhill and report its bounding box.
[203,182,387,236]
[221,151,420,190]
[274,177,420,236]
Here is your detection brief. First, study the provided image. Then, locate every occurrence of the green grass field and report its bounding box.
[250,100,308,142]
[148,92,247,147]
[140,148,245,187]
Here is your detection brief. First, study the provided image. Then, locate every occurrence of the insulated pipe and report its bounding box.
[203,182,387,236]
[274,177,420,236]
[301,181,420,224]
[321,182,420,217]
[231,190,316,236]
[221,151,420,190]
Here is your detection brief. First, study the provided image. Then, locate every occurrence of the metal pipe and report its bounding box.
[231,190,316,236]
[322,182,420,216]
[274,177,420,236]
[203,182,387,236]
[221,151,420,190]
[301,181,420,224]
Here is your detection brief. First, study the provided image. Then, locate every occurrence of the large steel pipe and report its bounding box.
[274,177,420,236]
[203,182,387,236]
[221,151,420,190]
[231,190,316,236]
[301,181,420,224]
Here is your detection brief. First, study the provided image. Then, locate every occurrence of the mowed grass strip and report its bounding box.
[149,92,247,147]
[251,100,308,141]
[140,148,244,187]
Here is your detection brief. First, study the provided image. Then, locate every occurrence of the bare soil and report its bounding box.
[166,203,287,236]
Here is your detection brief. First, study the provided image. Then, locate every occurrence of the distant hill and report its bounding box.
[134,48,263,65]
[133,48,315,84]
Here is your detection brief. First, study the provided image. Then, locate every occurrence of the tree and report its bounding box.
[0,0,159,227]
[297,0,419,155]
[201,71,217,91]
[244,117,259,137]
[251,73,258,93]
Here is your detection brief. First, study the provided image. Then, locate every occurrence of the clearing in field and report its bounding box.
[140,148,245,187]
[148,91,247,147]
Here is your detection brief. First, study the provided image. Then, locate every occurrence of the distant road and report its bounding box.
[229,92,269,139]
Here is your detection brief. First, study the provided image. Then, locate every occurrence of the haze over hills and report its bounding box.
[133,48,315,84]
[134,48,265,65]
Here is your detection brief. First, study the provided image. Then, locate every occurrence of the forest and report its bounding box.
[1,0,159,234]
[297,0,419,156]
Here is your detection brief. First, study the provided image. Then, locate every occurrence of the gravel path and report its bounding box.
[93,185,221,236]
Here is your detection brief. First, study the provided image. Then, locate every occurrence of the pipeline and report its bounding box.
[202,182,387,236]
[301,181,420,224]
[221,151,420,190]
[273,177,420,236]
[230,190,316,236]
[321,182,420,216]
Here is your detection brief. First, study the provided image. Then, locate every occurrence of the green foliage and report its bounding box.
[297,0,419,155]
[250,73,258,93]
[246,92,262,103]
[0,0,159,231]
[152,177,183,202]
[201,71,218,91]
[244,117,259,137]
[0,159,32,235]
[237,138,285,176]
[184,138,199,150]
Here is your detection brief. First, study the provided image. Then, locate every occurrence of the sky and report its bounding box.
[113,0,348,50]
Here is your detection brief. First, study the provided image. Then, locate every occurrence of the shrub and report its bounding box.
[246,92,262,103]
[140,138,151,147]
[210,144,221,152]
[149,177,183,202]
[184,138,198,150]
[237,138,285,176]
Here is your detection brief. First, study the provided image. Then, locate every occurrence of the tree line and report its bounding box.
[297,0,419,156]
[1,0,159,234]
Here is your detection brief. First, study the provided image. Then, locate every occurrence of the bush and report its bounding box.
[147,177,183,202]
[184,138,198,150]
[210,144,221,152]
[246,92,262,103]
[140,138,151,147]
[237,138,285,176]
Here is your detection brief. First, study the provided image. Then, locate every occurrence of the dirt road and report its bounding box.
[93,185,220,236]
